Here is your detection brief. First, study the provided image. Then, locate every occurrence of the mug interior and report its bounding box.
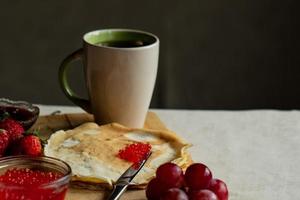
[83,29,158,48]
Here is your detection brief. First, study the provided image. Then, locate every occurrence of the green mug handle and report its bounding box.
[58,48,91,113]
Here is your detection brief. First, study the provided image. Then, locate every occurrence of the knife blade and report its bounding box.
[107,152,152,200]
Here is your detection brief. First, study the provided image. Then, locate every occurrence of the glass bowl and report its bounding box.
[0,156,72,200]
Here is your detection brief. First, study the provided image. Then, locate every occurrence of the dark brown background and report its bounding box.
[0,0,299,109]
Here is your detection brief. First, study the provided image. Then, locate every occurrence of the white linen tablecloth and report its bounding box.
[38,105,300,200]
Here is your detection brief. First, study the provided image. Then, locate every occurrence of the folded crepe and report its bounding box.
[44,122,192,189]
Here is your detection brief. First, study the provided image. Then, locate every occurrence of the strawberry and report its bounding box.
[0,129,9,156]
[20,135,42,156]
[6,136,23,156]
[0,118,24,143]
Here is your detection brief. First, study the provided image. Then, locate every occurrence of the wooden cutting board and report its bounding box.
[31,112,168,200]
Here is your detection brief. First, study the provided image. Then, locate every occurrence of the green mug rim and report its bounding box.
[83,29,159,50]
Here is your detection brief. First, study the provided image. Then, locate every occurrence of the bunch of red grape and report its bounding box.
[146,162,228,200]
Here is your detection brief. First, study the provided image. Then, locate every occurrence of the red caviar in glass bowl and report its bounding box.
[0,156,72,200]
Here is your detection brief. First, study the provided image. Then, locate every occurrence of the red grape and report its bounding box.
[160,188,188,200]
[208,179,228,200]
[156,162,184,188]
[146,178,168,200]
[185,163,212,190]
[189,189,218,200]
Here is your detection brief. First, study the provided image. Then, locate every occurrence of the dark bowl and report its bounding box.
[0,98,40,130]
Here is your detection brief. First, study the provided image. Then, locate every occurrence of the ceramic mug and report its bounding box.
[59,29,159,128]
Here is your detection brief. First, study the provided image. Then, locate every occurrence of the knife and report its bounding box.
[107,152,152,200]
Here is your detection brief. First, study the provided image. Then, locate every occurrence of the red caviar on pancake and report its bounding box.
[117,142,151,164]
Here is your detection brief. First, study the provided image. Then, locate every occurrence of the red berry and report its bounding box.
[0,118,24,143]
[156,163,184,189]
[160,188,188,200]
[0,129,9,156]
[208,179,228,200]
[20,135,42,156]
[146,178,168,200]
[185,163,212,190]
[6,136,24,156]
[189,189,218,200]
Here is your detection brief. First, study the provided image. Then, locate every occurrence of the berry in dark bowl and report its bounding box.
[0,98,39,130]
